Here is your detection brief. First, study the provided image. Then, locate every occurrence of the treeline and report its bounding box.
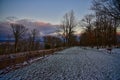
[80,0,120,48]
[57,10,79,47]
[0,0,120,54]
[0,28,64,54]
[0,12,80,54]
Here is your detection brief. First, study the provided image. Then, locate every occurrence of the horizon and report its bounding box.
[0,0,93,40]
[0,0,120,40]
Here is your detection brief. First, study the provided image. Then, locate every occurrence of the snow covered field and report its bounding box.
[0,47,120,80]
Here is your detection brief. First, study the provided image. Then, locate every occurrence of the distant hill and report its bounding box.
[0,39,14,42]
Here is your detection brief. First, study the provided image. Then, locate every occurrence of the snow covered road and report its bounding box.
[0,47,120,80]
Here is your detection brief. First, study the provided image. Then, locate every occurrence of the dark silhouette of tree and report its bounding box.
[43,36,62,49]
[80,12,119,48]
[10,23,28,52]
[80,14,95,47]
[92,0,120,20]
[91,0,120,47]
[58,10,77,47]
[29,29,39,50]
[80,0,120,48]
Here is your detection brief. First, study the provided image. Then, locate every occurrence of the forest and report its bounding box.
[0,0,120,54]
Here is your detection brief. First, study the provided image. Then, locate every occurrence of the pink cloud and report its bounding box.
[0,19,60,38]
[35,21,53,26]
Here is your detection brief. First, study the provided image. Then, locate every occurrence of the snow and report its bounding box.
[0,55,48,75]
[0,47,120,80]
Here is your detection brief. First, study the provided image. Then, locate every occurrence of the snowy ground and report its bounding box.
[0,47,120,80]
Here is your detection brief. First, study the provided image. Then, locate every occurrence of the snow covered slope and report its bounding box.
[0,47,120,80]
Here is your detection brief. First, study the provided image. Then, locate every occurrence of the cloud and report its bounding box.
[35,21,53,26]
[16,19,59,34]
[0,18,59,40]
[0,22,12,39]
[6,16,18,22]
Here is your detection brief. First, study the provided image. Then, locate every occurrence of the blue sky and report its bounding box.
[0,0,93,40]
[0,0,92,24]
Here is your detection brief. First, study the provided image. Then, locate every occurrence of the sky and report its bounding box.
[0,0,92,24]
[0,0,93,40]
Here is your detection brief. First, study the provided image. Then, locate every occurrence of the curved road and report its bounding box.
[0,47,120,80]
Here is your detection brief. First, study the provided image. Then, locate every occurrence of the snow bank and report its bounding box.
[0,47,65,74]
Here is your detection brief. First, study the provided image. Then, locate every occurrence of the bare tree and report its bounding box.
[58,10,77,46]
[10,23,28,52]
[80,14,95,47]
[29,29,39,50]
[92,0,120,20]
[91,0,120,47]
[6,34,12,53]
